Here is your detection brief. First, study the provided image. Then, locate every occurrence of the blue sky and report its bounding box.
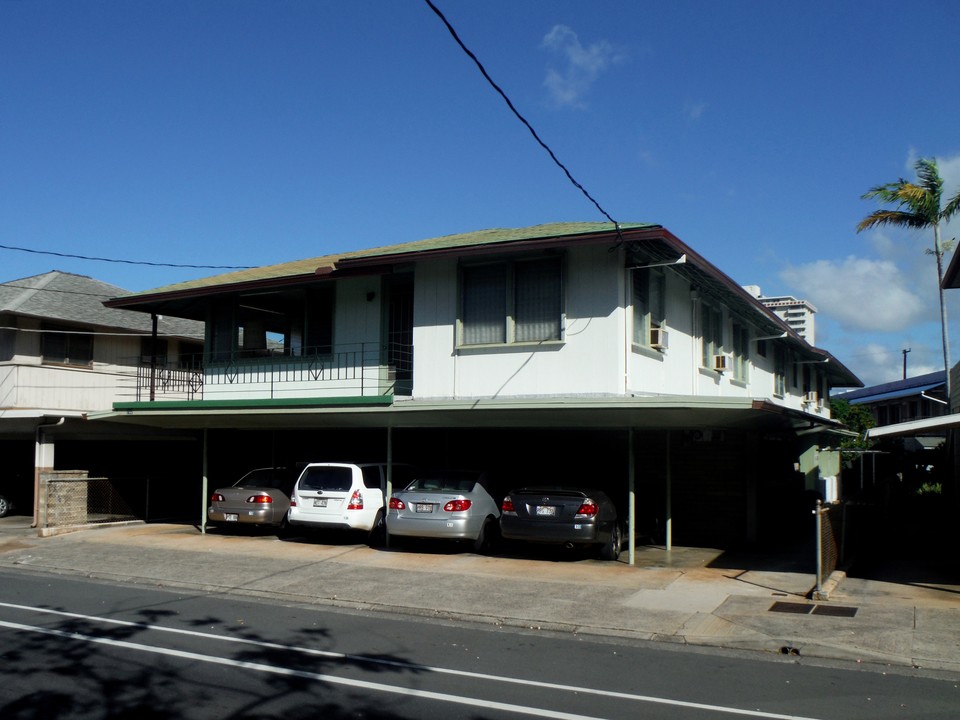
[2,0,959,389]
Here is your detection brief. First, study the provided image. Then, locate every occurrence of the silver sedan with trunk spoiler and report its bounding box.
[387,470,499,552]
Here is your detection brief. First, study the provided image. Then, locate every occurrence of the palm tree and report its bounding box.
[857,157,960,407]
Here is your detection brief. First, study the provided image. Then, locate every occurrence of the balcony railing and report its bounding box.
[123,342,413,402]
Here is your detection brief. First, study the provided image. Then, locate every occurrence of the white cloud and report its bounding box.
[865,230,901,259]
[847,343,939,387]
[937,153,960,190]
[938,152,960,241]
[540,25,623,108]
[780,256,925,332]
[684,100,708,121]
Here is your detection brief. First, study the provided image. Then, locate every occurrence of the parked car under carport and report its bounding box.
[499,487,623,561]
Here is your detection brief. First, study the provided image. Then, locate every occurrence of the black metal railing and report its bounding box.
[123,342,413,402]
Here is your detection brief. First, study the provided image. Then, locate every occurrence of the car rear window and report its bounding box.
[235,469,293,490]
[298,466,353,492]
[408,474,478,493]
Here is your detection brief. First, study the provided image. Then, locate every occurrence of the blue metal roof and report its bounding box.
[847,382,944,405]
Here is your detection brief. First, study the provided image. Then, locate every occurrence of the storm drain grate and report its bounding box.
[769,601,858,617]
[770,601,813,614]
[811,604,858,618]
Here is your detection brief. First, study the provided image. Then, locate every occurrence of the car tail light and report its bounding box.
[211,493,225,502]
[347,489,363,510]
[443,499,472,512]
[501,496,515,514]
[246,494,273,504]
[289,498,297,507]
[575,500,599,518]
[389,497,405,510]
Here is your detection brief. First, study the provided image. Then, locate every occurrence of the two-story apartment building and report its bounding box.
[99,223,861,556]
[0,271,203,521]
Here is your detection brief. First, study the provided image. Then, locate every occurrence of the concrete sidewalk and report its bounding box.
[0,518,957,676]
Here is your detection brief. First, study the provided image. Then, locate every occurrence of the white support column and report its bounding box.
[32,417,64,529]
[201,429,208,534]
[385,426,393,548]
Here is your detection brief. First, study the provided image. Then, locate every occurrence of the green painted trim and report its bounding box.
[113,396,394,412]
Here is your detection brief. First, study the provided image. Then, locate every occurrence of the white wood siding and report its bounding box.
[413,245,625,399]
[1,330,151,412]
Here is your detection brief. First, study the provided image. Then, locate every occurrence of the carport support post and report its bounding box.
[385,426,393,548]
[149,313,158,402]
[665,432,673,552]
[201,429,208,534]
[628,428,635,565]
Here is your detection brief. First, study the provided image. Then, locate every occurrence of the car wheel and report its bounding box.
[276,512,292,539]
[473,516,498,554]
[0,494,10,518]
[367,509,386,548]
[599,521,622,561]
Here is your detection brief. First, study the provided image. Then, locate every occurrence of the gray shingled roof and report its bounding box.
[0,271,203,339]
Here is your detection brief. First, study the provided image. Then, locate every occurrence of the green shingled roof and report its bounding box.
[116,222,655,299]
[343,221,653,259]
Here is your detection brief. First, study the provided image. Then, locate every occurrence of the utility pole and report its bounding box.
[902,347,911,380]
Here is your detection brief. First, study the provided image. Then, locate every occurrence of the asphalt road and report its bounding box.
[0,570,957,720]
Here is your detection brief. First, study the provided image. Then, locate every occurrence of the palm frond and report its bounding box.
[942,189,960,222]
[914,158,944,195]
[856,209,927,232]
[857,157,949,232]
[861,180,909,202]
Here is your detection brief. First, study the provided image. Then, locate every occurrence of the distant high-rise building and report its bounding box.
[743,285,817,344]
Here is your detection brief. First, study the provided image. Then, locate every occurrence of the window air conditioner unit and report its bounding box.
[650,327,668,350]
[712,354,728,372]
[803,391,819,405]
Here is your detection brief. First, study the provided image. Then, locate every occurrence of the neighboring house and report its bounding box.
[0,271,204,520]
[835,372,950,504]
[100,223,862,552]
[833,371,948,429]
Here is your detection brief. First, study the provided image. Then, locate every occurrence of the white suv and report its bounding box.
[287,463,412,542]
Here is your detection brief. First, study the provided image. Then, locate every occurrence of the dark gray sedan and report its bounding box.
[208,467,298,529]
[499,487,623,561]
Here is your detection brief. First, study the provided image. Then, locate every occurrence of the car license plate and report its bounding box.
[225,514,238,522]
[535,505,556,516]
[415,503,433,513]
[313,498,328,508]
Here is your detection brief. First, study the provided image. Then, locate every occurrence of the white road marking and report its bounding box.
[0,619,604,720]
[0,601,825,720]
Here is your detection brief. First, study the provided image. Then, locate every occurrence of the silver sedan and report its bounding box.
[208,467,298,529]
[387,470,499,552]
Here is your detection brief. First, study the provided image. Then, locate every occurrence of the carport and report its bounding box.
[92,394,846,564]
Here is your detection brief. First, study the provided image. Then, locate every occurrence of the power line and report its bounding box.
[424,0,619,228]
[0,243,253,270]
[0,281,115,298]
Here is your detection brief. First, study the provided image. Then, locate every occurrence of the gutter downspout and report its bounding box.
[31,417,65,528]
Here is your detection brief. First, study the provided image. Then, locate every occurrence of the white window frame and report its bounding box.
[732,322,749,382]
[701,304,724,368]
[458,256,564,347]
[631,267,666,350]
[774,346,786,397]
